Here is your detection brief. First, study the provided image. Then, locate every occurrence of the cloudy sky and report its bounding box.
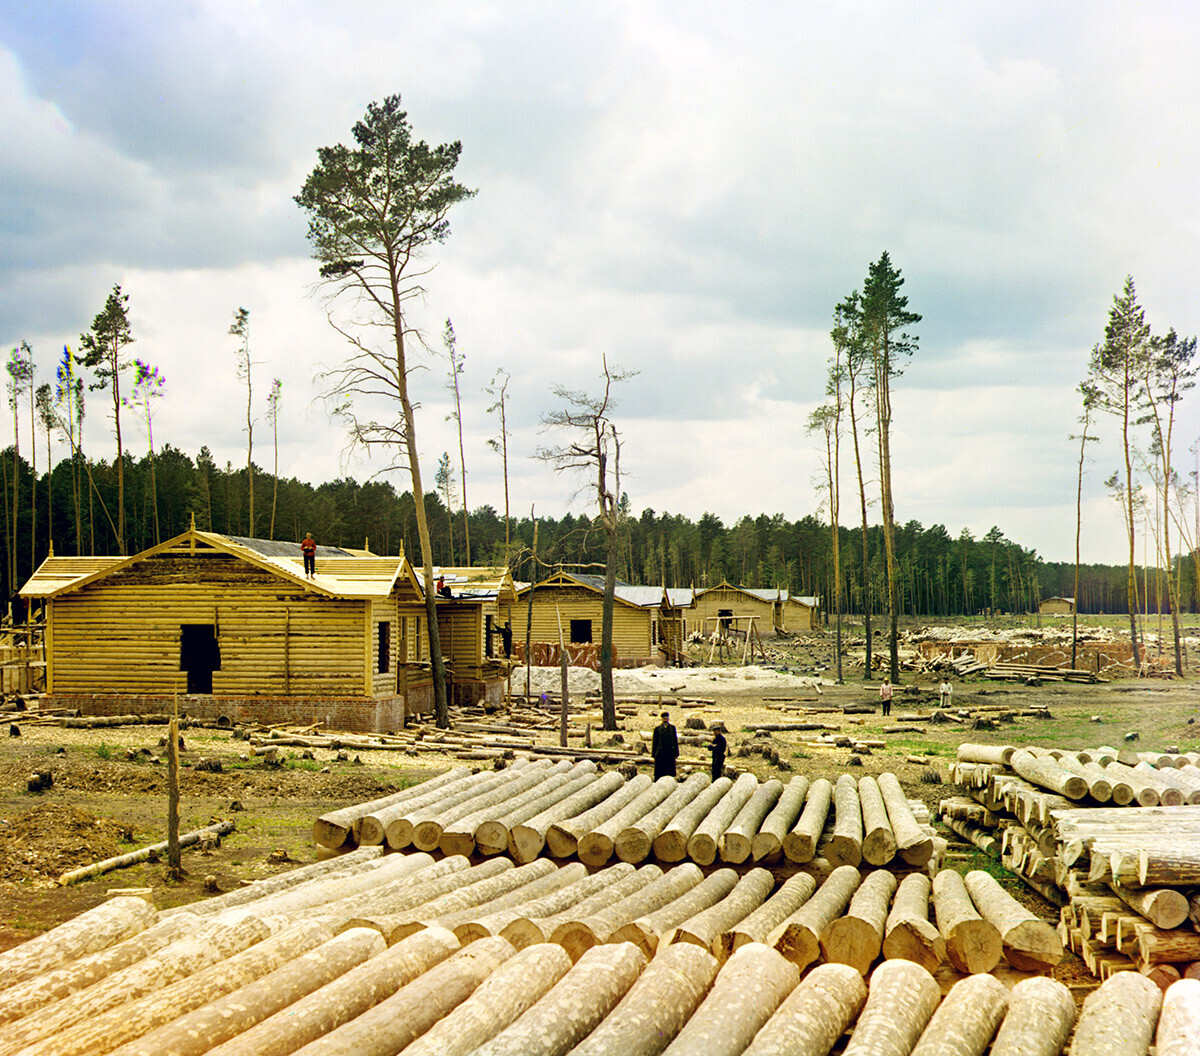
[2,1,1198,566]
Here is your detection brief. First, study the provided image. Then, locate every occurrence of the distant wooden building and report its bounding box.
[689,581,781,639]
[1039,596,1076,616]
[779,593,821,632]
[431,565,519,706]
[19,530,514,732]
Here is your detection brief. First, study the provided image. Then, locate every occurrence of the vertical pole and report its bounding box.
[167,702,181,879]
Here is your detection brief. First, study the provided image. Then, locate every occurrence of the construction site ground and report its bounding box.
[2,619,1197,1004]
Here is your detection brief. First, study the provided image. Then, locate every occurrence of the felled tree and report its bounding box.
[295,94,475,728]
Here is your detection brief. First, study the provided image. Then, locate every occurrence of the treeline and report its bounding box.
[4,442,1196,618]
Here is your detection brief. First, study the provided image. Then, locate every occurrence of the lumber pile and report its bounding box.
[947,742,1200,982]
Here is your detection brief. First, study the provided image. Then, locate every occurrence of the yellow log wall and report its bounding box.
[519,588,652,660]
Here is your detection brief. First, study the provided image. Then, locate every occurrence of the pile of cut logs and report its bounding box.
[946,742,1200,986]
[2,848,1193,1055]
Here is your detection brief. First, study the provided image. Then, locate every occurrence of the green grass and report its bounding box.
[95,743,113,761]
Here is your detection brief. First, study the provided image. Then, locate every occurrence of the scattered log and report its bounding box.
[199,927,461,1056]
[568,942,718,1056]
[470,942,647,1056]
[826,774,863,868]
[963,869,1063,971]
[1068,971,1161,1056]
[839,958,941,1056]
[909,973,1009,1056]
[783,777,832,863]
[720,872,817,962]
[57,820,235,886]
[989,975,1076,1056]
[720,778,783,864]
[547,775,653,859]
[578,777,677,868]
[0,894,156,994]
[819,868,897,976]
[653,777,734,863]
[741,961,866,1056]
[956,743,1016,765]
[659,942,800,1056]
[291,935,516,1056]
[932,869,1002,974]
[670,867,774,952]
[1157,978,1200,1056]
[877,772,933,866]
[857,776,897,867]
[771,864,862,971]
[397,943,573,1056]
[611,868,739,958]
[689,773,758,866]
[882,872,945,973]
[509,771,625,863]
[751,775,809,862]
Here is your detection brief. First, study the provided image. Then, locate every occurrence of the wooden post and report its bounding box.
[167,712,181,879]
[556,605,568,747]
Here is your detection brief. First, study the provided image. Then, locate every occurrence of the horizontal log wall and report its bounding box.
[522,588,653,664]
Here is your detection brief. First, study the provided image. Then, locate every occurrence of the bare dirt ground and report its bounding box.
[3,622,1197,999]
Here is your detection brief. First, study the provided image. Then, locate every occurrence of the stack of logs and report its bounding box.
[3,844,1159,1056]
[946,742,1200,986]
[313,760,942,878]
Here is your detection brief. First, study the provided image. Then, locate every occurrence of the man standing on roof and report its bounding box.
[300,533,317,579]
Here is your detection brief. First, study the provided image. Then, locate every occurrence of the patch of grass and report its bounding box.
[791,749,810,760]
[95,743,113,761]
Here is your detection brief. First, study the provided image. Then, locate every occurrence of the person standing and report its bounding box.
[300,532,317,578]
[651,711,679,779]
[879,679,893,717]
[710,729,727,782]
[939,679,953,708]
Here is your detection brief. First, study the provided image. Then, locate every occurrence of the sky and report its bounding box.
[2,1,1199,567]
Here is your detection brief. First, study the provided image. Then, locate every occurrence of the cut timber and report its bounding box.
[614,772,709,864]
[38,918,331,1056]
[470,942,647,1056]
[857,776,897,867]
[509,771,625,863]
[653,777,734,863]
[311,856,471,923]
[751,775,809,862]
[57,821,235,886]
[989,976,1076,1056]
[611,868,739,958]
[720,872,817,962]
[547,775,653,859]
[103,925,384,1056]
[552,864,703,961]
[819,868,897,975]
[882,872,945,974]
[430,862,591,939]
[569,942,718,1056]
[472,766,601,857]
[456,864,624,944]
[1131,919,1200,966]
[1096,760,1163,806]
[840,958,941,1056]
[932,869,1002,975]
[660,942,800,1056]
[742,961,866,1056]
[1011,749,1088,800]
[1110,879,1190,931]
[964,869,1063,971]
[397,943,573,1056]
[877,771,934,866]
[1068,971,1161,1056]
[577,776,677,868]
[720,778,783,864]
[783,777,832,864]
[956,743,1016,765]
[909,973,1009,1056]
[290,935,516,1056]
[1140,848,1200,886]
[200,927,460,1056]
[771,864,862,971]
[333,766,471,847]
[0,895,155,994]
[1157,978,1200,1056]
[826,774,863,868]
[500,866,660,951]
[689,773,759,866]
[670,867,774,952]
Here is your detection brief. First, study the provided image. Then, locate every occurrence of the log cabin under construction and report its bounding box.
[18,529,516,733]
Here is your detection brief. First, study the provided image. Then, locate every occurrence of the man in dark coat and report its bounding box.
[651,711,679,779]
[710,729,727,782]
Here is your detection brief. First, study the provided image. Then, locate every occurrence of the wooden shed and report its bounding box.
[689,581,781,639]
[19,529,445,733]
[779,592,821,632]
[1039,596,1076,615]
[430,565,519,707]
[512,571,663,668]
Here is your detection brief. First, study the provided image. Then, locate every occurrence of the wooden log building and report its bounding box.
[19,529,516,733]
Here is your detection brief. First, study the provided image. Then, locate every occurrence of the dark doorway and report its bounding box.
[570,619,593,644]
[718,608,733,633]
[180,624,220,694]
